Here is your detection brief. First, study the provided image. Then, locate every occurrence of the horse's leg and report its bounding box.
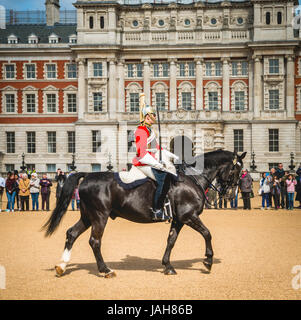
[55,218,91,276]
[89,215,115,278]
[185,214,214,272]
[162,220,184,275]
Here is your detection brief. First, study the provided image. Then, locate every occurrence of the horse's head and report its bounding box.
[217,151,247,198]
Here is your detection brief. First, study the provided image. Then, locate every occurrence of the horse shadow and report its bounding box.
[47,255,222,277]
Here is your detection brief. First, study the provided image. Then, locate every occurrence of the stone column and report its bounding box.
[169,58,177,111]
[253,55,262,118]
[222,57,230,112]
[286,55,295,118]
[76,58,86,120]
[195,57,203,110]
[117,59,125,113]
[108,59,117,119]
[142,59,151,104]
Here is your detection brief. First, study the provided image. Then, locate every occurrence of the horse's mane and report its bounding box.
[176,149,234,174]
[202,149,234,168]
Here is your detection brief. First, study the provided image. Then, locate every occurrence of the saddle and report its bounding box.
[114,166,173,222]
[114,166,151,190]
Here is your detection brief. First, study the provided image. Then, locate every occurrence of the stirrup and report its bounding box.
[151,208,169,222]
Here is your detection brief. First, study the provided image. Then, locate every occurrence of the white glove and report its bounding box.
[163,149,179,161]
[139,153,164,170]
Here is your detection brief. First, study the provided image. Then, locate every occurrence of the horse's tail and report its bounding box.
[43,172,87,237]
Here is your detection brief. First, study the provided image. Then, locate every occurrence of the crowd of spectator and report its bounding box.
[204,162,301,211]
[0,168,80,213]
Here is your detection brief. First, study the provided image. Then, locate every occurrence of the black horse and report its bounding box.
[43,149,246,278]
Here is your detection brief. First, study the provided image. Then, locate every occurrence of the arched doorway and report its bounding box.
[170,136,195,165]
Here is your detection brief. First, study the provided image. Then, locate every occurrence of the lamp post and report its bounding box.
[250,151,257,172]
[69,153,77,171]
[106,153,113,172]
[20,152,27,173]
[289,152,295,173]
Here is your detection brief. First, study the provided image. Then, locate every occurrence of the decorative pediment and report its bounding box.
[42,85,58,91]
[63,85,78,91]
[1,85,17,91]
[23,85,38,91]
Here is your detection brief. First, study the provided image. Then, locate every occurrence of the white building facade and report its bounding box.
[0,0,300,173]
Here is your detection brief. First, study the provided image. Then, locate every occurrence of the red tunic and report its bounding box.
[132,125,159,167]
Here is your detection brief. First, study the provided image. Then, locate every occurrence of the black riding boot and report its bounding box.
[151,169,170,222]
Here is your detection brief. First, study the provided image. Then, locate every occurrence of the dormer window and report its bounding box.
[49,33,59,44]
[8,34,18,44]
[28,34,38,44]
[69,34,77,44]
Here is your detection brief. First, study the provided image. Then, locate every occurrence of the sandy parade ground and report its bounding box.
[0,181,301,300]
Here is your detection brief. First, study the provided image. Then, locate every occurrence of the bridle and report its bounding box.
[186,159,241,208]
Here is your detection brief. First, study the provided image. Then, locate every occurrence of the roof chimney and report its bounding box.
[45,0,60,26]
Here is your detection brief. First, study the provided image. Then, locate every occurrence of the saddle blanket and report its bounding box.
[114,165,151,190]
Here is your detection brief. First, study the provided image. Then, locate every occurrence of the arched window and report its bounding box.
[100,16,104,29]
[277,12,282,25]
[89,16,94,29]
[266,12,271,25]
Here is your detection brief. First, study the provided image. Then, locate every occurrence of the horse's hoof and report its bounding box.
[55,265,65,277]
[105,270,116,278]
[164,268,177,275]
[203,260,212,272]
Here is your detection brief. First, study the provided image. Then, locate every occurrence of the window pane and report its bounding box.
[46,164,56,172]
[208,92,218,110]
[241,61,248,76]
[93,92,102,112]
[153,64,159,77]
[26,64,36,79]
[137,64,143,77]
[162,63,169,77]
[47,94,56,112]
[127,130,136,152]
[205,63,212,76]
[6,94,15,112]
[5,65,15,79]
[269,59,279,74]
[182,92,192,110]
[6,132,15,153]
[188,62,195,77]
[156,92,165,111]
[269,90,279,109]
[127,64,134,77]
[92,164,101,172]
[27,132,36,153]
[46,64,56,78]
[232,62,238,76]
[92,130,101,153]
[234,91,245,111]
[47,132,56,153]
[130,93,139,112]
[68,131,75,153]
[26,94,36,112]
[67,94,77,112]
[269,129,279,152]
[67,64,77,78]
[215,62,222,76]
[179,63,185,77]
[234,129,243,152]
[93,63,102,77]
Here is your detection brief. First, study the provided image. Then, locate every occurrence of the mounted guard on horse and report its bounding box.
[132,93,179,222]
